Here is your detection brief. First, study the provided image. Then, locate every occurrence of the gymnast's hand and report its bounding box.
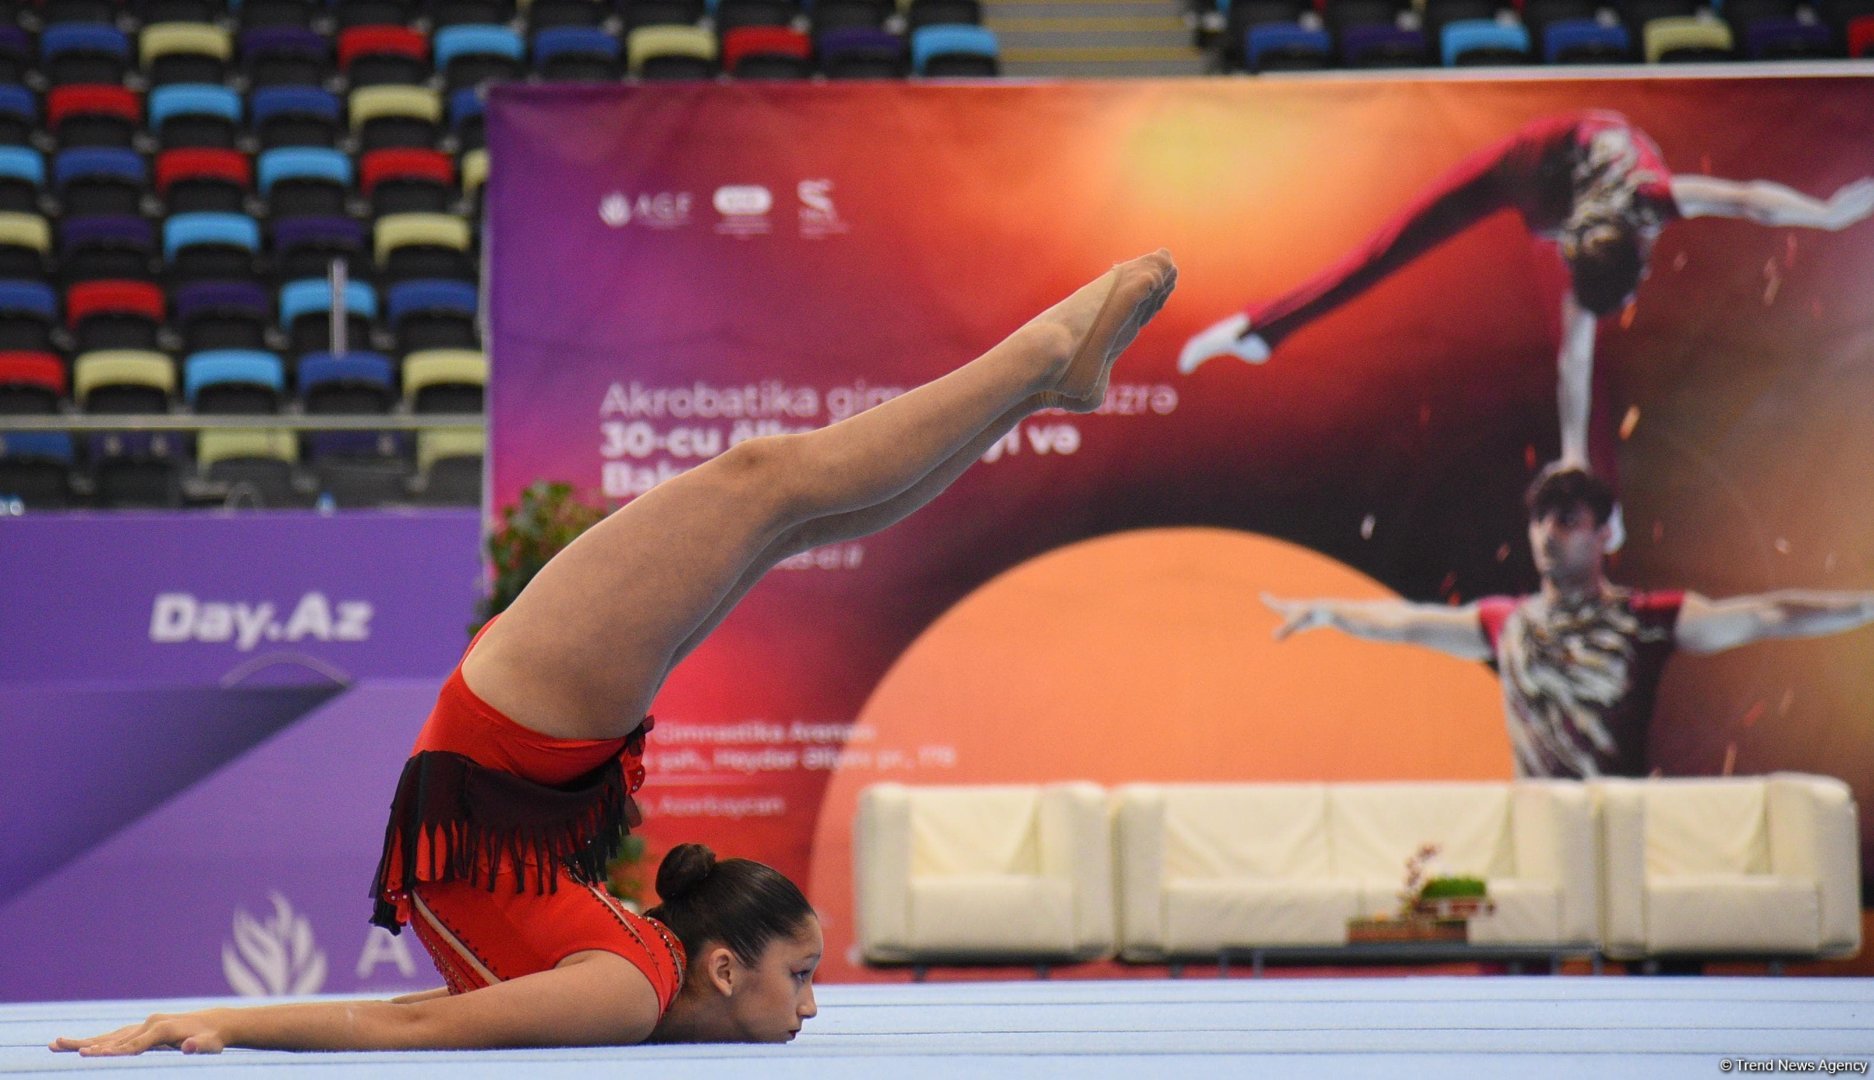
[1263,594,1329,640]
[1823,178,1874,230]
[50,1009,231,1056]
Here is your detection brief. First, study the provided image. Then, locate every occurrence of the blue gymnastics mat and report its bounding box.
[5,977,1872,1078]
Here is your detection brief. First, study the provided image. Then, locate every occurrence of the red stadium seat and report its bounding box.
[1847,13,1874,53]
[154,147,254,213]
[722,26,813,76]
[358,147,455,214]
[0,350,66,413]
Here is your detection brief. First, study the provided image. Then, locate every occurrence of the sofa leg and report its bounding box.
[1218,953,1229,978]
[912,965,927,982]
[1169,962,1184,979]
[1035,964,1051,980]
[1768,959,1785,977]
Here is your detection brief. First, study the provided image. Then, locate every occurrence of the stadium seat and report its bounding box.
[1244,24,1332,71]
[349,85,443,151]
[272,214,369,282]
[723,26,813,77]
[0,280,58,351]
[184,347,286,413]
[1543,18,1631,61]
[910,24,999,75]
[333,0,417,29]
[172,278,271,351]
[415,426,482,505]
[435,24,526,91]
[811,0,891,33]
[73,347,175,412]
[1520,0,1595,34]
[0,350,66,413]
[258,146,354,219]
[48,85,142,149]
[0,431,77,508]
[1421,0,1497,39]
[460,148,488,206]
[528,0,608,28]
[250,85,342,149]
[431,0,517,27]
[163,210,262,281]
[239,27,333,88]
[140,22,233,85]
[41,25,133,87]
[52,146,145,217]
[138,0,224,20]
[1719,0,1795,34]
[0,212,52,278]
[197,427,301,508]
[1851,14,1874,54]
[627,25,720,76]
[1643,15,1734,59]
[279,277,378,356]
[718,0,801,35]
[375,212,474,281]
[66,278,164,350]
[388,278,477,351]
[338,26,433,87]
[0,29,31,87]
[404,347,485,412]
[0,85,35,146]
[621,0,707,31]
[907,0,981,30]
[237,0,321,30]
[817,27,906,76]
[449,88,488,151]
[1339,25,1429,66]
[0,147,46,215]
[1322,0,1397,35]
[359,147,455,216]
[300,349,396,413]
[155,148,253,214]
[43,0,125,23]
[531,26,622,79]
[1618,0,1696,31]
[148,84,242,150]
[1441,19,1530,64]
[57,214,157,282]
[1743,18,1836,56]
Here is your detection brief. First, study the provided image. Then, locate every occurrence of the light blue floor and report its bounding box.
[6,978,1873,1078]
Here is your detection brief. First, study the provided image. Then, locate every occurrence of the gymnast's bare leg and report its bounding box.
[463,250,1178,741]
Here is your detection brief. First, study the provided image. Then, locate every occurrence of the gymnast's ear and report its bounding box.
[700,944,741,996]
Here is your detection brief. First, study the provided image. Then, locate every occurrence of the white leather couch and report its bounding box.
[1596,773,1861,961]
[854,781,1115,965]
[1112,781,1600,960]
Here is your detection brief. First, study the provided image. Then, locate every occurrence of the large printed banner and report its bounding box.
[0,512,481,1001]
[488,78,1874,981]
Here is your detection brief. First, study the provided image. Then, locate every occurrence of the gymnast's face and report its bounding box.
[714,915,822,1043]
[1529,504,1606,586]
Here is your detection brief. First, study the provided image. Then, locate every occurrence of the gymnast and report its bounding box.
[1179,109,1874,471]
[51,249,1179,1057]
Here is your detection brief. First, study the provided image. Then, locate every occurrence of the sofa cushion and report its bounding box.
[1164,878,1362,950]
[1644,782,1771,877]
[1466,879,1566,945]
[1645,875,1819,954]
[909,786,1040,876]
[1162,784,1330,880]
[1329,783,1515,880]
[908,875,1077,954]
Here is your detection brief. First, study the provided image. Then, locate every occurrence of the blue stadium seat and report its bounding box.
[0,432,77,509]
[0,279,58,352]
[148,84,242,149]
[163,211,262,261]
[184,348,287,413]
[173,279,272,352]
[41,24,134,87]
[53,146,147,218]
[299,349,396,414]
[0,147,46,214]
[1744,17,1836,55]
[249,85,342,149]
[258,146,353,218]
[532,26,621,78]
[272,214,368,280]
[1246,24,1332,70]
[387,278,478,351]
[1340,25,1431,66]
[1441,19,1531,64]
[435,24,526,91]
[0,29,31,89]
[1542,17,1631,60]
[57,214,157,282]
[280,279,380,326]
[0,85,34,145]
[239,26,334,87]
[817,27,906,77]
[909,24,998,74]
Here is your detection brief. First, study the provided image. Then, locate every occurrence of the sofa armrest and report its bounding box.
[1769,773,1862,958]
[854,782,914,959]
[1510,781,1599,945]
[1038,781,1116,955]
[1113,784,1168,958]
[1594,781,1647,960]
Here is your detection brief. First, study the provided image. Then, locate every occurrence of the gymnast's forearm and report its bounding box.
[211,999,433,1051]
[1755,590,1874,638]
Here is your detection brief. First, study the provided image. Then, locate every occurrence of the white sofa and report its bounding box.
[1113,782,1600,960]
[854,781,1115,965]
[1596,773,1861,961]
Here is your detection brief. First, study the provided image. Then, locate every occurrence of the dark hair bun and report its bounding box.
[656,843,718,903]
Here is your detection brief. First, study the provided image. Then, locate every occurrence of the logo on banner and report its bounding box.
[223,893,328,997]
[600,191,693,229]
[797,179,849,238]
[149,592,374,651]
[713,185,773,237]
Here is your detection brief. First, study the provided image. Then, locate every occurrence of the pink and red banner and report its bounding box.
[486,78,1874,980]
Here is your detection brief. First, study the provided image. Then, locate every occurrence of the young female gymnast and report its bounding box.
[50,248,1179,1057]
[1178,110,1874,469]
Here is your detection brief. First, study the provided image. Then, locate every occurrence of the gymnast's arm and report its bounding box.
[1673,590,1874,655]
[1670,175,1874,230]
[1262,593,1493,661]
[49,951,661,1055]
